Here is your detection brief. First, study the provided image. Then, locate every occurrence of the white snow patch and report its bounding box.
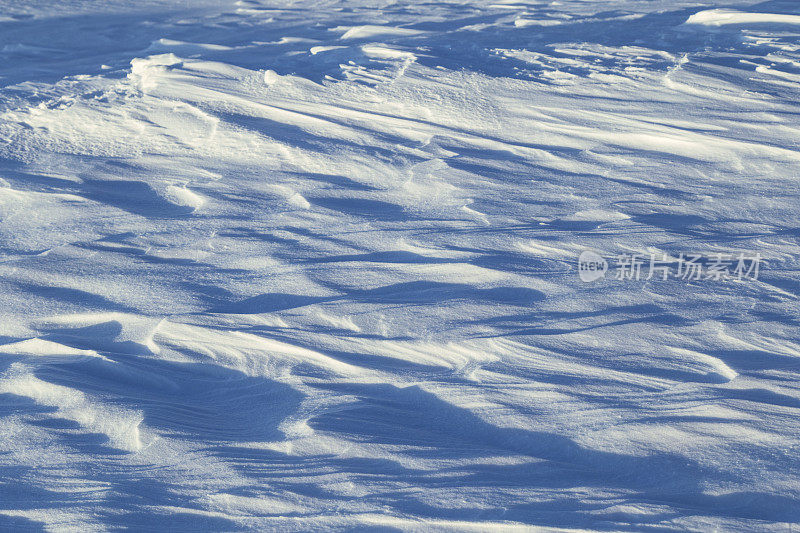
[561,209,630,222]
[685,9,800,27]
[164,184,205,211]
[128,53,183,92]
[336,25,426,40]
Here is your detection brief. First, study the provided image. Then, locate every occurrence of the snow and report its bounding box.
[1,0,799,530]
[685,9,800,27]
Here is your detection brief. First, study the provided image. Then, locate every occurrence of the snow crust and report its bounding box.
[0,0,799,530]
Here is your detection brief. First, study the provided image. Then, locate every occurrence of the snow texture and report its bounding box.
[0,0,799,530]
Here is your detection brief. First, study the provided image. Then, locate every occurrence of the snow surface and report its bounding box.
[1,0,799,530]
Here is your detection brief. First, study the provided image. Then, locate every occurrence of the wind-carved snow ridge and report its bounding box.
[685,9,800,27]
[0,0,799,530]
